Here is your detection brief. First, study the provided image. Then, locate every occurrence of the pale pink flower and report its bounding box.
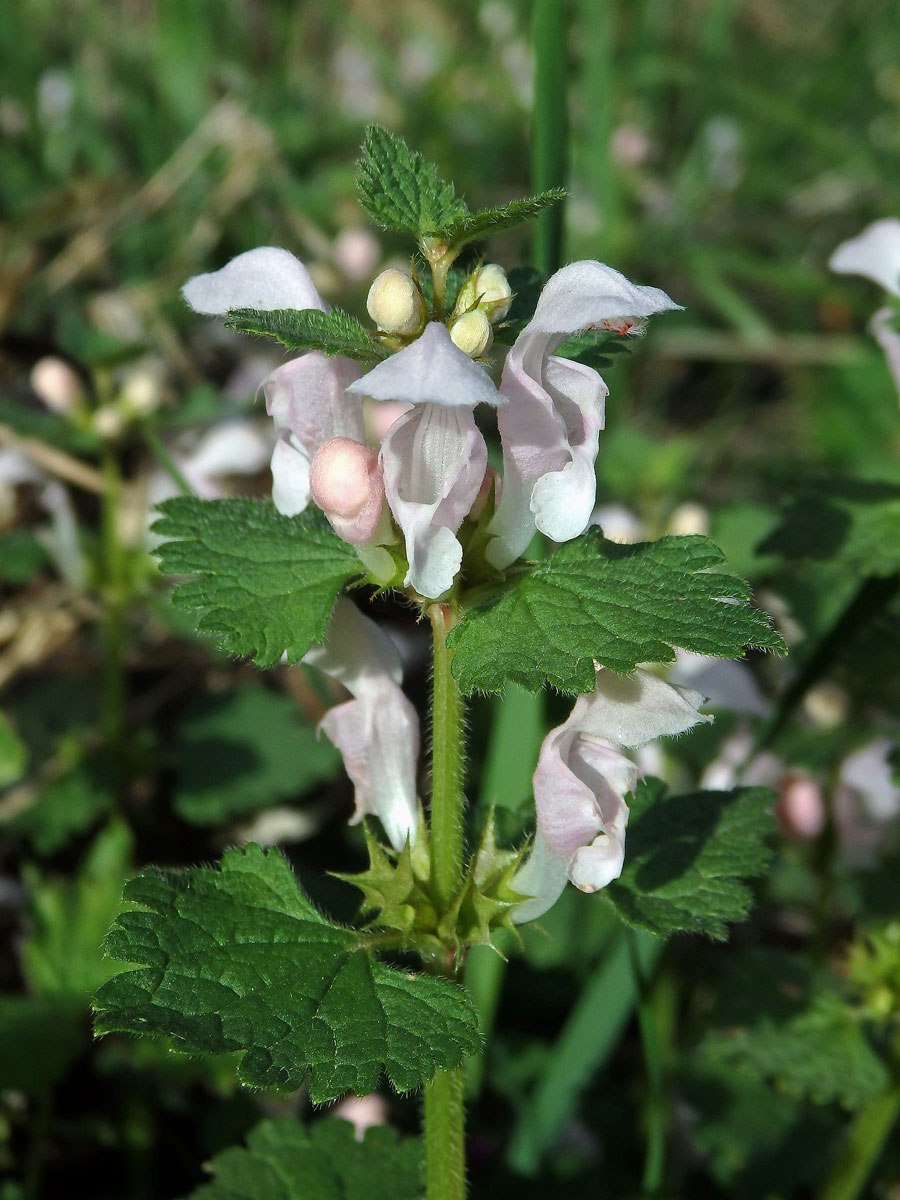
[304,598,420,852]
[182,247,365,516]
[347,322,502,599]
[487,261,680,569]
[511,668,707,923]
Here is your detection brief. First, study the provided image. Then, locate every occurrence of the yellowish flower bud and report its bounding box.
[366,268,426,336]
[475,263,513,322]
[450,310,493,358]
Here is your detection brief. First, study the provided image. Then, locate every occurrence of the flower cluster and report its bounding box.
[183,244,688,923]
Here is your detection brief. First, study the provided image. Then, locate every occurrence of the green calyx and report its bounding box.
[339,813,528,960]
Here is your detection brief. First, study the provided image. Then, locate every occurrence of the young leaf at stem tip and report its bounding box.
[442,189,567,249]
[357,124,468,238]
[356,125,566,249]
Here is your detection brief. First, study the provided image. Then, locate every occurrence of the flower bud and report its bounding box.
[120,368,163,419]
[366,268,426,336]
[29,357,83,416]
[450,309,493,358]
[454,262,513,324]
[310,437,388,546]
[776,773,826,840]
[475,263,513,322]
[92,404,125,441]
[334,228,380,282]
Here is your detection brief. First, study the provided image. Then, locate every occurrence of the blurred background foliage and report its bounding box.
[1,1,900,1197]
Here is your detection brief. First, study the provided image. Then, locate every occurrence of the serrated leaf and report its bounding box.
[451,532,785,695]
[185,1117,422,1200]
[225,307,388,362]
[152,498,362,667]
[176,684,339,825]
[607,779,774,940]
[698,951,889,1109]
[443,190,566,248]
[93,845,480,1102]
[357,125,468,238]
[759,478,900,577]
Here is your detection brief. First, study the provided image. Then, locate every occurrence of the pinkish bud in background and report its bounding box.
[310,437,387,546]
[776,773,826,840]
[333,228,381,282]
[29,357,83,416]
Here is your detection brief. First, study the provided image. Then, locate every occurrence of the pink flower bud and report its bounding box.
[776,773,826,840]
[310,437,387,545]
[29,357,83,415]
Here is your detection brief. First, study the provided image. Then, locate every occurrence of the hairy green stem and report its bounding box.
[424,602,467,1200]
[428,603,465,910]
[425,1067,466,1200]
[818,1034,900,1200]
[532,0,569,276]
[429,251,454,323]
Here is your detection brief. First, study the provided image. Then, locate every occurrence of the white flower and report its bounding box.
[511,668,707,924]
[830,220,900,396]
[304,598,420,852]
[829,220,900,297]
[182,247,365,517]
[487,261,680,569]
[347,322,503,599]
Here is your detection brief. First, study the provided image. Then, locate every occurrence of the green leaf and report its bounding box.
[0,530,50,584]
[443,189,567,248]
[683,1061,837,1197]
[451,532,785,695]
[184,1117,422,1200]
[759,478,900,577]
[94,845,480,1102]
[153,498,362,667]
[356,125,468,238]
[607,779,774,940]
[0,711,28,786]
[698,951,889,1109]
[23,821,134,998]
[176,684,340,825]
[0,398,99,457]
[9,757,115,855]
[225,307,388,362]
[554,328,632,371]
